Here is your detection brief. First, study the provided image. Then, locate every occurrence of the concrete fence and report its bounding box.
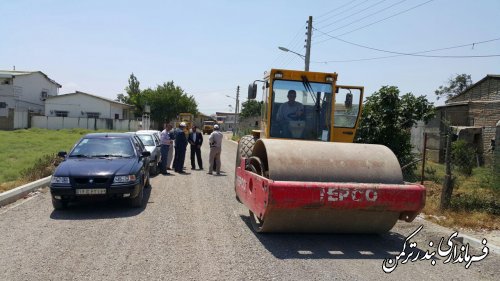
[31,116,141,131]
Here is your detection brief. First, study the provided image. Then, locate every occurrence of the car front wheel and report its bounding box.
[129,186,144,208]
[52,197,68,210]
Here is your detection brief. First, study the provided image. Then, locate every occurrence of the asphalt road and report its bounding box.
[0,135,498,281]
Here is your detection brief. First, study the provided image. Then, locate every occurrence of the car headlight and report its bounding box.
[113,175,137,183]
[51,176,70,184]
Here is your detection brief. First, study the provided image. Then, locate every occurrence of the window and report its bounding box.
[41,91,48,99]
[55,111,68,117]
[86,112,100,118]
[0,102,6,108]
[270,80,333,140]
[333,88,361,129]
[115,113,119,119]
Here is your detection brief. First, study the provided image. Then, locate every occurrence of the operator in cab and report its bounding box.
[276,90,304,138]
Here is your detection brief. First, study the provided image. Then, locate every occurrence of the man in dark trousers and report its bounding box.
[173,122,188,174]
[188,125,203,170]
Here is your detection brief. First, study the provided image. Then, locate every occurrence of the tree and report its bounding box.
[356,86,434,169]
[435,74,473,100]
[126,73,141,97]
[144,81,198,126]
[240,100,262,118]
[115,73,144,117]
[115,75,198,127]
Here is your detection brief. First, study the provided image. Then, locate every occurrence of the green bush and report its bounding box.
[451,140,476,176]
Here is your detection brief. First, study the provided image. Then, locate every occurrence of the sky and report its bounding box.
[2,0,499,115]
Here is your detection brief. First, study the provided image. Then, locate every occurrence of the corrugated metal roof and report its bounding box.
[0,70,62,87]
[47,91,132,107]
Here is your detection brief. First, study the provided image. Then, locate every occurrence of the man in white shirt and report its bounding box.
[160,123,173,175]
[208,124,223,175]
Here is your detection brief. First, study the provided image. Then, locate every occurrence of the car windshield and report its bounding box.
[270,79,333,141]
[137,134,155,146]
[69,137,135,158]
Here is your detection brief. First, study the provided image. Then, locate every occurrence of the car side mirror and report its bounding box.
[248,83,257,99]
[142,151,151,157]
[57,151,67,158]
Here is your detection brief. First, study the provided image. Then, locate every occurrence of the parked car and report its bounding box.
[131,130,162,175]
[50,133,151,210]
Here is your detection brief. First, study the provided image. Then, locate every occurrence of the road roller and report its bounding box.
[235,69,426,233]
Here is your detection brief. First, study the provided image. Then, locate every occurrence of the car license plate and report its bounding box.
[76,189,106,195]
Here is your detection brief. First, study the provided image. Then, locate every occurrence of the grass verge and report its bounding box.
[0,128,102,192]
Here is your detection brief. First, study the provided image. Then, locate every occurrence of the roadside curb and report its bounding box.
[0,176,51,207]
[453,232,500,255]
[416,216,500,255]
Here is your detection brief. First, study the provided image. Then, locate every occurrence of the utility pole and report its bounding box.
[235,86,240,135]
[304,16,313,71]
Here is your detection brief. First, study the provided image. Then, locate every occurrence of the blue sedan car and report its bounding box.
[50,133,151,210]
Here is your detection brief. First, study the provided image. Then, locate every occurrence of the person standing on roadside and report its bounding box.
[188,125,203,170]
[160,123,173,175]
[173,122,188,173]
[208,124,223,175]
[166,125,175,170]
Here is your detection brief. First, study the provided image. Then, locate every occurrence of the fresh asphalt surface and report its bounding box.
[1,135,499,281]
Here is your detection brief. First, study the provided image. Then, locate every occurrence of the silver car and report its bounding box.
[132,130,162,175]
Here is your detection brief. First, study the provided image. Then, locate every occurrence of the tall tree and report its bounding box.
[240,100,262,118]
[126,73,141,97]
[145,81,198,126]
[434,74,473,100]
[356,86,434,168]
[126,73,144,116]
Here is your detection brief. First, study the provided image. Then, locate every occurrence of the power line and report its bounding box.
[309,33,500,62]
[315,0,388,31]
[271,24,306,67]
[314,0,409,39]
[316,0,361,21]
[314,0,434,45]
[274,23,309,68]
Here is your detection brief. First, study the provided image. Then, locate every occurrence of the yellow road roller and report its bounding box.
[235,69,425,233]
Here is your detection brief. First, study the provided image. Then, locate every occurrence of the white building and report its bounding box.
[0,70,61,116]
[45,91,132,120]
[216,112,237,132]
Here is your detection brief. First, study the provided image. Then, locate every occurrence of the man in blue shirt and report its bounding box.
[173,122,188,173]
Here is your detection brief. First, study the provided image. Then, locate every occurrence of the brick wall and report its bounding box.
[449,76,500,103]
[470,102,500,163]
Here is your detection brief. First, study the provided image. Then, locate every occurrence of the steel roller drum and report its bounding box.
[249,139,405,233]
[252,139,403,184]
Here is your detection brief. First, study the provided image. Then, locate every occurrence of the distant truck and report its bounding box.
[174,113,194,135]
[202,120,216,135]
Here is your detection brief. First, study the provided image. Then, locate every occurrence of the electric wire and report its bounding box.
[316,0,361,21]
[271,24,306,67]
[272,23,307,68]
[310,31,500,62]
[314,0,434,45]
[315,0,388,30]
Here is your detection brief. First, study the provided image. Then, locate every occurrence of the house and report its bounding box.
[423,74,500,164]
[0,70,61,129]
[215,112,238,132]
[44,91,133,120]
